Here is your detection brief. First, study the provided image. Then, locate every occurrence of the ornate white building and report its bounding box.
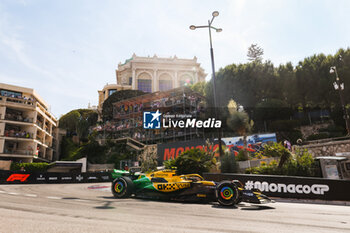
[98,54,207,112]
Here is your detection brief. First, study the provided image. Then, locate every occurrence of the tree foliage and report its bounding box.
[247,44,264,62]
[190,81,207,96]
[220,151,238,173]
[203,47,350,135]
[59,109,98,140]
[11,162,51,172]
[60,136,136,168]
[163,148,216,175]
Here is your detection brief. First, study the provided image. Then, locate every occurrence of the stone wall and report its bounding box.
[299,122,330,139]
[296,139,350,157]
[0,160,11,170]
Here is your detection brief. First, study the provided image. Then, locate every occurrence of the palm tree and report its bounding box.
[226,99,253,160]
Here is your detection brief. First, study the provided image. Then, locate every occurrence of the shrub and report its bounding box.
[10,162,51,172]
[236,150,247,161]
[245,148,321,177]
[306,133,330,141]
[163,148,216,175]
[140,156,158,173]
[262,142,291,158]
[282,130,303,144]
[60,136,80,160]
[164,159,176,170]
[319,125,345,138]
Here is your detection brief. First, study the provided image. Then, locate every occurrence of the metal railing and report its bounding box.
[4,114,34,123]
[0,96,35,106]
[2,131,34,139]
[1,149,34,155]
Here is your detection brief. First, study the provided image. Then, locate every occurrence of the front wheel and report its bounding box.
[216,181,240,206]
[111,177,134,198]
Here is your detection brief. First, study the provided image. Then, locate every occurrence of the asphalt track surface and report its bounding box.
[0,183,349,233]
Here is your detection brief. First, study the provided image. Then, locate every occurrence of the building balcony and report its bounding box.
[2,131,34,139]
[1,113,34,123]
[1,119,34,127]
[2,148,34,156]
[0,96,36,108]
[0,153,34,159]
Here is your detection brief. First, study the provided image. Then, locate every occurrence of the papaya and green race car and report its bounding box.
[111,169,273,206]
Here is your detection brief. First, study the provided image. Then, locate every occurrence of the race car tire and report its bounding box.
[216,181,239,206]
[112,176,134,198]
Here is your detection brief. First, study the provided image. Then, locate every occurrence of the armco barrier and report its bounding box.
[0,171,112,184]
[203,173,350,201]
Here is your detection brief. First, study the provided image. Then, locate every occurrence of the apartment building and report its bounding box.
[0,83,59,163]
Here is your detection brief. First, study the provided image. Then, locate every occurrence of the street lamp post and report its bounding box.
[190,11,224,157]
[330,66,350,135]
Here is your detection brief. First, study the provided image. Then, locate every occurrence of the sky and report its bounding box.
[0,0,349,118]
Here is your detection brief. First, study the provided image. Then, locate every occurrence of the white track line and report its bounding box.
[75,199,89,202]
[24,194,37,197]
[8,192,19,195]
[0,190,5,193]
[46,196,61,200]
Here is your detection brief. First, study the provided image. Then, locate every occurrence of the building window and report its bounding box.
[138,79,152,93]
[1,89,22,98]
[108,89,117,96]
[129,77,132,85]
[159,80,173,91]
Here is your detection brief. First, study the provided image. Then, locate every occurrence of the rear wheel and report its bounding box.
[216,181,239,206]
[111,177,134,198]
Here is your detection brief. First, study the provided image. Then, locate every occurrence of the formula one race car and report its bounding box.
[111,170,272,206]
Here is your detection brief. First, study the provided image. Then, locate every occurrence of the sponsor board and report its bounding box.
[157,133,277,163]
[36,174,46,181]
[245,181,329,195]
[61,176,73,181]
[101,175,110,181]
[75,175,84,182]
[222,133,277,155]
[204,173,350,201]
[6,174,30,182]
[0,172,112,184]
[48,176,58,181]
[157,139,206,163]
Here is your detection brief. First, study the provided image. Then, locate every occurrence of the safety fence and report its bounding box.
[0,171,112,184]
[204,173,350,201]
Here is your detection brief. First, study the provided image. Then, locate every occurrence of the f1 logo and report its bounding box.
[7,174,30,182]
[143,110,161,129]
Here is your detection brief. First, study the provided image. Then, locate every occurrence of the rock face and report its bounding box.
[299,123,330,139]
[295,139,350,157]
[139,144,157,161]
